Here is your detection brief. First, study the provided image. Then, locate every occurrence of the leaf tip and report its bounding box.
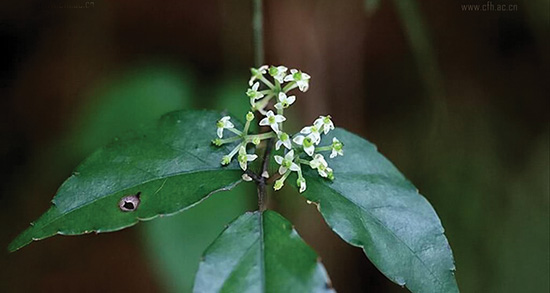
[7,233,31,253]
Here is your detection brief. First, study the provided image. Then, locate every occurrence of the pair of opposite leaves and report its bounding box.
[9,110,458,293]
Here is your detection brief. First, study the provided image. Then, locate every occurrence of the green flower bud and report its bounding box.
[269,66,278,76]
[212,139,222,146]
[246,111,254,122]
[274,179,284,190]
[327,170,335,181]
[333,141,343,151]
[252,137,261,145]
[221,156,231,165]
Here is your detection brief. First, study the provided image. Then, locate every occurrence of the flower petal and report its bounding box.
[289,163,300,172]
[259,117,269,126]
[293,135,304,144]
[305,145,315,156]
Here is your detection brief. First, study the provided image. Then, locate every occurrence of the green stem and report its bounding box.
[228,128,243,136]
[227,143,243,160]
[247,132,277,142]
[259,76,275,89]
[297,158,311,166]
[282,81,298,92]
[219,136,242,145]
[252,0,264,67]
[255,93,275,112]
[243,120,251,135]
[315,146,332,152]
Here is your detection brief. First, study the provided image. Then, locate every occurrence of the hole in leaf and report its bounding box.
[119,192,141,212]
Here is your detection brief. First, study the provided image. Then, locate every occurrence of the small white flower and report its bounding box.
[249,65,268,86]
[297,177,307,193]
[330,137,344,158]
[283,69,311,92]
[259,110,286,133]
[293,135,315,156]
[237,145,257,171]
[275,132,292,150]
[274,92,296,110]
[247,82,264,100]
[269,65,288,83]
[216,116,234,138]
[310,154,332,178]
[242,174,253,181]
[274,150,300,175]
[300,121,323,144]
[315,115,334,135]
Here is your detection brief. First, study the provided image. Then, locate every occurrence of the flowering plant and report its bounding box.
[9,65,458,293]
[213,65,343,193]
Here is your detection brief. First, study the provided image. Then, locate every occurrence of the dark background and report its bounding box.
[1,0,548,292]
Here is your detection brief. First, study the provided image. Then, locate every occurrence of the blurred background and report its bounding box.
[1,0,548,292]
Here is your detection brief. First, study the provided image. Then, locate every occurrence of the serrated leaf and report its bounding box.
[193,210,334,293]
[9,110,243,252]
[301,128,459,293]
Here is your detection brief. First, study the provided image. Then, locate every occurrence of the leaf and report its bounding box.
[300,128,459,292]
[141,183,255,293]
[9,110,243,252]
[193,210,334,293]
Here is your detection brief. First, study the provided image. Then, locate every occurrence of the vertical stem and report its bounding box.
[252,0,264,67]
[257,138,273,211]
[252,0,269,211]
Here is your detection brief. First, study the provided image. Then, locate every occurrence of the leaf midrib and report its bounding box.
[34,168,240,234]
[56,166,240,214]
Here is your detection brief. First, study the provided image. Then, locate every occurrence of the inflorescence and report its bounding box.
[212,65,344,193]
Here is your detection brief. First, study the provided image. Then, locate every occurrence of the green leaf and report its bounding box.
[9,110,243,252]
[193,210,334,293]
[301,128,459,292]
[141,183,255,293]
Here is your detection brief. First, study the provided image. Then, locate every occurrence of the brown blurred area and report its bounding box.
[1,0,548,292]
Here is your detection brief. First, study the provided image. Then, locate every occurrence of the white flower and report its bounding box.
[275,132,292,150]
[310,154,332,178]
[249,65,268,86]
[237,145,257,171]
[247,82,264,100]
[274,92,296,110]
[330,137,344,158]
[293,135,315,156]
[216,116,234,138]
[315,115,334,135]
[274,150,300,175]
[300,121,323,144]
[259,110,286,133]
[297,177,307,193]
[269,65,288,83]
[284,69,311,92]
[242,174,253,181]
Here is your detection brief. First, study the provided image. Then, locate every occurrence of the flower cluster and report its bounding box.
[212,65,343,193]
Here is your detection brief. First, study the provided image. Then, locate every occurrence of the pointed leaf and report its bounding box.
[301,128,459,292]
[9,110,243,252]
[193,210,334,293]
